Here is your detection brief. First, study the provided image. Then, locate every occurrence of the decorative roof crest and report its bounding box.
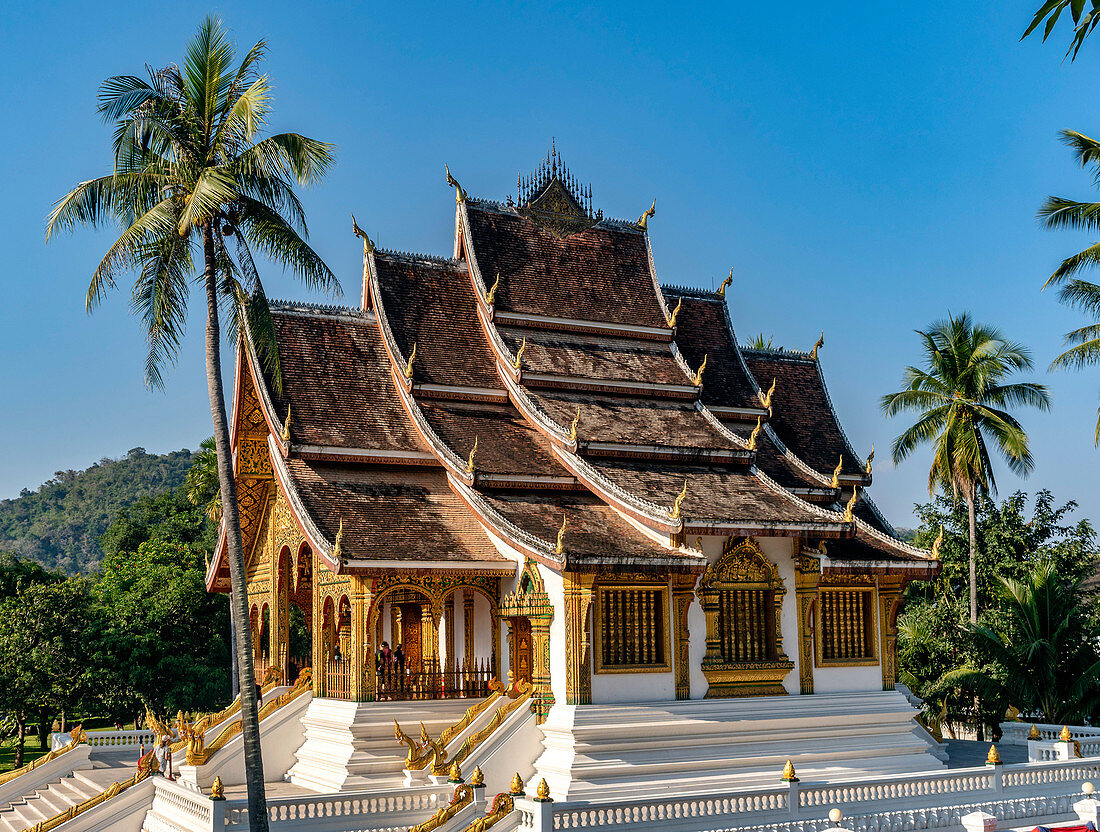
[811,332,824,361]
[748,416,762,451]
[717,268,733,298]
[445,164,467,203]
[692,354,708,386]
[466,436,478,475]
[843,487,859,522]
[555,515,567,555]
[512,337,527,371]
[864,445,874,475]
[333,519,344,559]
[637,199,656,231]
[281,406,292,443]
[516,142,600,238]
[351,214,375,253]
[759,378,776,409]
[486,273,500,305]
[666,297,683,328]
[404,343,417,380]
[831,456,843,489]
[931,524,944,559]
[668,479,688,520]
[569,406,581,443]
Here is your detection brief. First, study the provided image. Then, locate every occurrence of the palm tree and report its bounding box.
[46,18,337,830]
[933,562,1100,724]
[1038,130,1100,444]
[1023,0,1100,60]
[881,313,1050,623]
[186,437,222,525]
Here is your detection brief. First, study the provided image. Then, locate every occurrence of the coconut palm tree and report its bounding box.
[1023,0,1100,59]
[46,18,338,829]
[881,313,1050,623]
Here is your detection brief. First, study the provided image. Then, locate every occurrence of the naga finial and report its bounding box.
[466,436,478,475]
[931,524,944,559]
[555,515,567,555]
[831,455,843,489]
[692,354,708,386]
[748,416,762,451]
[404,343,417,379]
[667,297,683,328]
[281,406,292,444]
[569,406,581,443]
[760,378,776,409]
[351,214,375,253]
[811,331,824,361]
[444,163,467,203]
[864,445,874,475]
[486,273,500,305]
[513,337,527,371]
[668,479,688,520]
[843,487,859,523]
[637,198,656,231]
[717,268,733,298]
[333,519,344,559]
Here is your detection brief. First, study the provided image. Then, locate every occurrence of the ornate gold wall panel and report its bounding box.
[672,575,697,700]
[500,559,553,721]
[878,577,904,690]
[563,573,595,704]
[794,551,821,695]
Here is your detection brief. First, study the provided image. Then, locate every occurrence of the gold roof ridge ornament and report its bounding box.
[444,163,467,203]
[693,354,708,386]
[931,524,944,559]
[569,406,581,443]
[748,416,762,451]
[831,455,843,489]
[555,515,567,555]
[811,332,824,361]
[865,445,874,475]
[759,378,776,409]
[281,406,292,444]
[843,487,859,523]
[333,519,344,560]
[466,436,479,475]
[404,343,417,380]
[486,273,500,305]
[637,198,656,231]
[513,337,527,371]
[667,297,683,328]
[668,479,688,520]
[717,268,733,298]
[351,214,375,254]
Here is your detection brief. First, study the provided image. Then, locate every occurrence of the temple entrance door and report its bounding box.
[513,618,533,685]
[400,604,423,668]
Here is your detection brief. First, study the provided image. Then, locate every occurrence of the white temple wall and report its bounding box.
[591,577,677,703]
[813,663,883,693]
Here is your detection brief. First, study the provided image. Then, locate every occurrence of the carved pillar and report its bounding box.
[878,577,905,691]
[444,595,456,669]
[531,616,553,722]
[424,603,441,665]
[463,591,475,671]
[311,559,322,697]
[794,550,822,695]
[672,575,697,700]
[491,606,501,680]
[349,584,374,702]
[392,606,402,648]
[563,572,595,705]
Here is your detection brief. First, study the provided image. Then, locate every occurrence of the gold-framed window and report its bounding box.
[815,586,877,666]
[594,584,670,673]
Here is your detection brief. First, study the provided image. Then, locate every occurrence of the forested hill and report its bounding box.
[0,447,196,574]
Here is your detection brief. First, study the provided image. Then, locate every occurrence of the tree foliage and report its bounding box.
[1023,0,1100,60]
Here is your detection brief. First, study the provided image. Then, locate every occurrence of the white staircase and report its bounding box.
[533,690,947,800]
[0,762,133,832]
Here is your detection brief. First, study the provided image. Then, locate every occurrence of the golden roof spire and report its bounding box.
[748,416,762,451]
[931,524,944,559]
[513,337,527,371]
[569,406,581,443]
[760,378,776,409]
[811,331,824,360]
[555,515,567,555]
[667,297,682,328]
[466,436,478,475]
[404,343,417,380]
[281,406,292,444]
[486,273,500,305]
[444,163,467,203]
[693,354,708,386]
[843,487,859,523]
[351,214,375,253]
[333,519,344,559]
[668,480,688,520]
[717,268,733,298]
[637,198,656,231]
[864,445,874,475]
[831,455,843,489]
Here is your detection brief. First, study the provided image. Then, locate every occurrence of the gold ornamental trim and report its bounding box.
[171,665,283,758]
[409,783,473,832]
[460,793,515,832]
[0,726,86,788]
[397,680,506,771]
[24,766,153,832]
[431,682,533,777]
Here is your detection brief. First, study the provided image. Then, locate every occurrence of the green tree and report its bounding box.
[0,553,62,598]
[46,18,338,827]
[882,313,1050,623]
[185,437,221,525]
[1023,1,1100,59]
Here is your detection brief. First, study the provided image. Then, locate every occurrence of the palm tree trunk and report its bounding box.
[203,224,269,832]
[967,492,978,624]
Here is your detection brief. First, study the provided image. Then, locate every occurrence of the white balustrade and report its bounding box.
[51,729,157,751]
[1000,722,1100,746]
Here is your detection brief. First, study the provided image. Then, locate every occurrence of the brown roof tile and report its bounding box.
[466,204,668,329]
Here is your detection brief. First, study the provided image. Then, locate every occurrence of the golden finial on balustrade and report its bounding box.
[1062,726,1073,742]
[1028,724,1041,741]
[449,760,463,783]
[535,778,551,802]
[780,760,798,782]
[986,744,1002,765]
[210,776,225,800]
[510,772,525,796]
[470,766,485,787]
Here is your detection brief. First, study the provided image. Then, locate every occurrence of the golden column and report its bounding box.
[672,574,697,700]
[531,617,553,721]
[444,595,456,670]
[349,582,374,702]
[563,572,595,705]
[794,550,821,695]
[463,591,475,671]
[878,577,905,691]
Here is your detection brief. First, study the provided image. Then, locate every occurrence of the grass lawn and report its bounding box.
[0,736,50,774]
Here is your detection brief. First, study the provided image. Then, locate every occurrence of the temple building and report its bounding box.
[205,147,939,792]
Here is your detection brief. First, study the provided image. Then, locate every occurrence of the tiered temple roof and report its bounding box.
[207,149,936,589]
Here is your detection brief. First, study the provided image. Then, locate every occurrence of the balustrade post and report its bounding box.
[209,788,226,832]
[991,764,1004,794]
[787,779,801,817]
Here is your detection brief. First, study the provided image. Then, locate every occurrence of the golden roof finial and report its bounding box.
[780,760,798,782]
[1028,723,1041,741]
[638,198,656,231]
[843,487,859,523]
[333,519,344,559]
[510,772,524,796]
[513,337,527,371]
[931,524,944,559]
[811,332,824,361]
[717,268,733,298]
[569,406,581,443]
[486,273,500,305]
[693,354,708,386]
[668,479,688,520]
[986,744,1002,765]
[466,436,478,475]
[536,778,551,802]
[667,297,682,328]
[555,515,567,555]
[449,760,463,782]
[1062,725,1073,742]
[210,776,225,800]
[760,378,776,409]
[864,445,874,475]
[351,214,375,253]
[281,406,292,444]
[470,766,485,787]
[444,163,467,203]
[748,416,762,451]
[831,455,843,489]
[404,343,417,380]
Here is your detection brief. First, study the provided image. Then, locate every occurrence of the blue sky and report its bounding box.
[2,1,1098,528]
